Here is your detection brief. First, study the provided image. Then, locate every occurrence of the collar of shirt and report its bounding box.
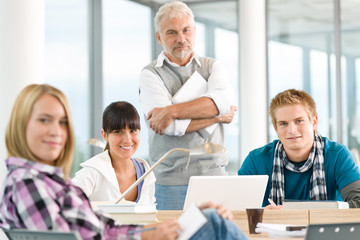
[6,157,64,179]
[156,50,201,68]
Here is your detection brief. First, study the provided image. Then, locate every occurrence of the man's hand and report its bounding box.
[199,202,234,220]
[147,107,173,135]
[264,204,283,210]
[217,105,237,124]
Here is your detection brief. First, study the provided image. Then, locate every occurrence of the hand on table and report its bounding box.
[264,204,283,210]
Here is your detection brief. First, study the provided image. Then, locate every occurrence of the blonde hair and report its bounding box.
[5,84,75,178]
[269,89,317,127]
[154,1,195,32]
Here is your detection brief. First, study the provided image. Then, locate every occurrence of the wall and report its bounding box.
[0,0,44,194]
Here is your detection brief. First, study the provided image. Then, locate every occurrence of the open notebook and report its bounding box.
[183,175,268,210]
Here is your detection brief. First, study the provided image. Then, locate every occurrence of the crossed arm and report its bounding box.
[140,61,236,136]
[147,97,237,135]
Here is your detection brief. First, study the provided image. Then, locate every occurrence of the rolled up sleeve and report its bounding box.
[200,61,234,116]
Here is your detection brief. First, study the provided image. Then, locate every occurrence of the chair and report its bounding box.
[2,229,82,240]
[305,222,360,240]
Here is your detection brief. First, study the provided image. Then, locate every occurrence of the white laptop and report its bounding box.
[183,175,268,210]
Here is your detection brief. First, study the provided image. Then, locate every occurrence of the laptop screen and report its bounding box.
[183,175,268,210]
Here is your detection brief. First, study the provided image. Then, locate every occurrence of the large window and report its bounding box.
[45,0,241,175]
[341,1,360,153]
[268,0,360,158]
[190,1,239,173]
[103,0,240,173]
[103,0,152,158]
[268,0,335,140]
[44,0,360,176]
[268,41,304,140]
[310,50,330,137]
[45,0,89,176]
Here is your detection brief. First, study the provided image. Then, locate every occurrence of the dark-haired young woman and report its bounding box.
[73,101,155,204]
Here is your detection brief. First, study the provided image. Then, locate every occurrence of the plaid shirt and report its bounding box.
[0,157,143,240]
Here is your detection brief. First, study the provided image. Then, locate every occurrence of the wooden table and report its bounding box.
[309,208,360,224]
[157,209,360,239]
[157,210,307,239]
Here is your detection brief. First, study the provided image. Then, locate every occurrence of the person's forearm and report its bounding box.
[141,223,158,240]
[347,199,360,208]
[168,97,219,120]
[185,117,218,133]
[340,180,360,208]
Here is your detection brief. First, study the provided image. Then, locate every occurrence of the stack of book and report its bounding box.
[95,202,158,223]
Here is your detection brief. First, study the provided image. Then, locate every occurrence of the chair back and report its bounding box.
[2,229,82,240]
[305,222,360,240]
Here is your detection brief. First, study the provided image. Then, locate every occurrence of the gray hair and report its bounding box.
[154,1,195,32]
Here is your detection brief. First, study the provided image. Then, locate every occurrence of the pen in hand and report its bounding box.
[268,198,277,206]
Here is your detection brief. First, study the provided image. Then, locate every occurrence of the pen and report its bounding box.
[268,198,277,206]
[128,227,157,234]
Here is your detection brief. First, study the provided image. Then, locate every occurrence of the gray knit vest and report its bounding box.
[142,57,228,185]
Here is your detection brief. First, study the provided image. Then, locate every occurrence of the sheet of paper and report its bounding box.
[256,223,306,238]
[172,71,207,104]
[177,204,207,240]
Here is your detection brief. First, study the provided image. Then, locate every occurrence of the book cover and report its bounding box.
[282,200,349,210]
[178,204,207,240]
